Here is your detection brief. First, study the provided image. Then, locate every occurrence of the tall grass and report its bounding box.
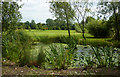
[45,43,77,70]
[2,30,33,65]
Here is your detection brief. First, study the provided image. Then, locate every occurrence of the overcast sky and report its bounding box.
[17,0,120,23]
[18,0,54,23]
[18,0,109,24]
[18,0,101,24]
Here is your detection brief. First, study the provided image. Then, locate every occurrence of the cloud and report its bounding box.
[19,0,54,23]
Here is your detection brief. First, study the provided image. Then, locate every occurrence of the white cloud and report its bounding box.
[19,0,54,23]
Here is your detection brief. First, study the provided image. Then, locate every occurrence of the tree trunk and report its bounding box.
[82,29,86,40]
[82,21,86,40]
[112,4,120,41]
[67,19,70,38]
[115,25,120,41]
[65,7,70,38]
[114,12,120,41]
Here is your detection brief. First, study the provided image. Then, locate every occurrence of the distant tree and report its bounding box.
[46,18,55,26]
[50,2,75,38]
[70,25,75,30]
[54,19,66,28]
[37,22,42,29]
[24,21,30,29]
[30,20,37,29]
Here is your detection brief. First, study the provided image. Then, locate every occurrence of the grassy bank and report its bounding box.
[22,30,114,47]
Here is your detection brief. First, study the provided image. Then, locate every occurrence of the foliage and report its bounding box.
[86,20,111,38]
[75,23,82,33]
[59,36,78,49]
[46,18,55,26]
[85,16,96,24]
[45,43,77,70]
[2,30,33,65]
[2,2,22,32]
[78,46,119,68]
[30,20,37,29]
[97,2,120,40]
[26,46,46,68]
[37,46,46,68]
[78,39,111,47]
[38,36,51,44]
[72,2,92,40]
[50,2,75,37]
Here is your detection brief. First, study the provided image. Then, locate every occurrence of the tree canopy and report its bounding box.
[2,2,22,32]
[50,2,75,37]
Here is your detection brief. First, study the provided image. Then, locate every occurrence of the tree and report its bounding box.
[85,16,95,24]
[46,18,55,26]
[24,21,30,29]
[97,2,120,41]
[72,1,92,40]
[86,19,111,38]
[37,22,42,29]
[50,2,75,38]
[0,2,1,20]
[30,20,37,29]
[2,2,22,32]
[54,19,66,29]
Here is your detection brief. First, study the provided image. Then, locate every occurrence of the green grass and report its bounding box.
[20,30,114,46]
[24,30,93,38]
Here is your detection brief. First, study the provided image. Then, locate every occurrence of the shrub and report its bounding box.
[59,36,78,49]
[86,20,111,38]
[45,43,77,70]
[2,30,33,65]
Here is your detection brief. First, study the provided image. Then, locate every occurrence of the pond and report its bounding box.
[28,43,91,67]
[28,42,120,69]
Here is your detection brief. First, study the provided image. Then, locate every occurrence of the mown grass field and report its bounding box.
[24,30,93,38]
[23,30,111,42]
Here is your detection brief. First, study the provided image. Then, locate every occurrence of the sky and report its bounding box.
[18,0,54,23]
[18,0,118,24]
[18,0,98,24]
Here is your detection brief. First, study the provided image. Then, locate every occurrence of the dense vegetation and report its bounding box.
[2,1,120,75]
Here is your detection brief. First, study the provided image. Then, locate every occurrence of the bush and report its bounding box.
[2,30,33,65]
[60,36,78,49]
[86,20,111,38]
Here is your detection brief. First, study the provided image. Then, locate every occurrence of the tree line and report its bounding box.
[17,19,75,30]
